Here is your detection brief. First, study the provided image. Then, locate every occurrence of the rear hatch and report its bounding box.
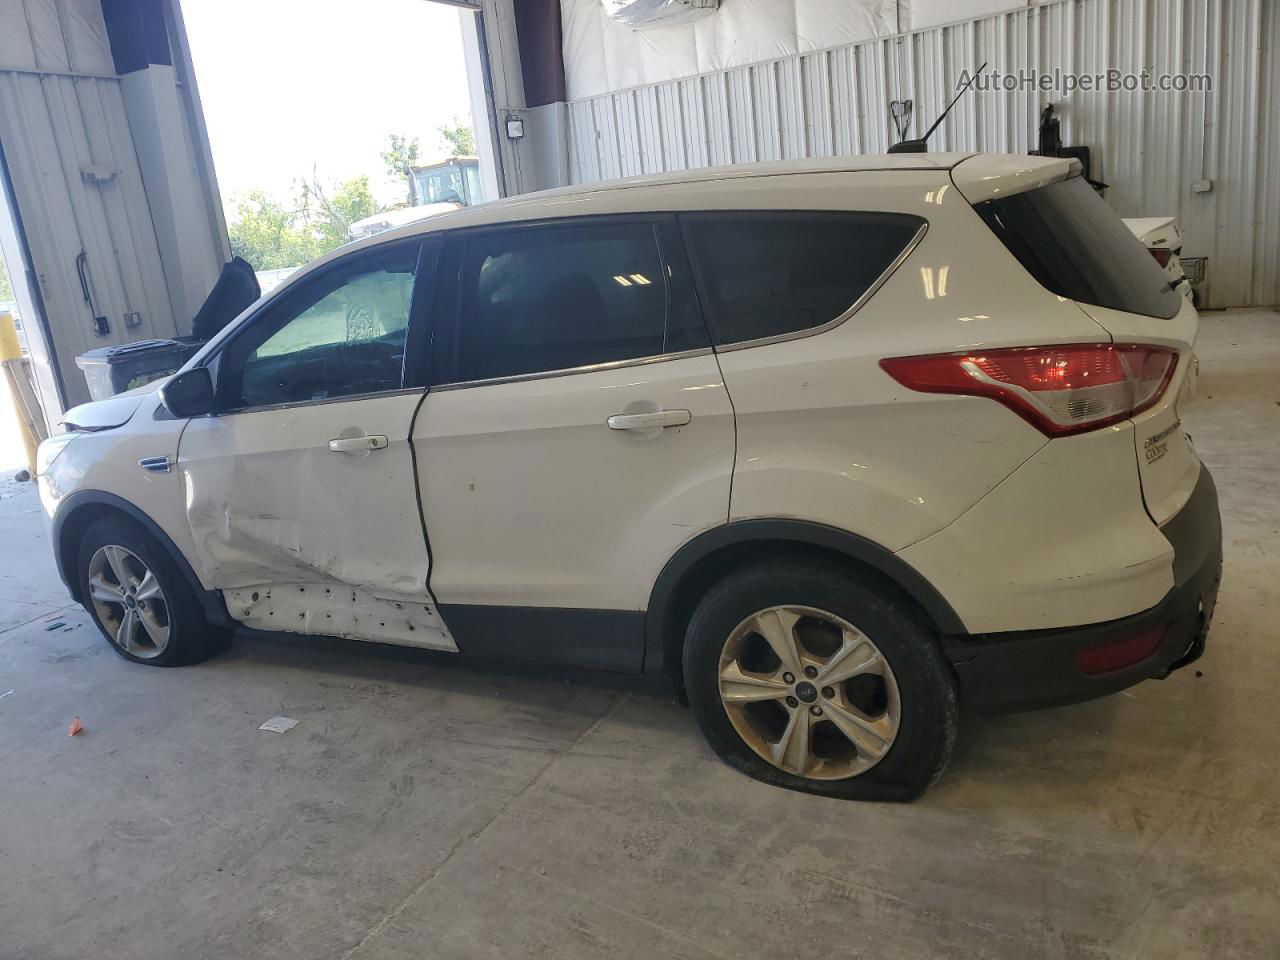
[953,158,1201,524]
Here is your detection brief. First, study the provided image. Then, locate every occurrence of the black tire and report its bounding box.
[77,515,230,666]
[683,559,958,802]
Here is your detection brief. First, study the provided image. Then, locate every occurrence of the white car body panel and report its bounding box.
[1073,297,1203,525]
[37,152,1206,658]
[415,353,734,611]
[1123,216,1179,244]
[898,424,1174,633]
[178,391,456,651]
[950,154,1074,203]
[717,172,1115,555]
[39,392,198,580]
[61,380,159,430]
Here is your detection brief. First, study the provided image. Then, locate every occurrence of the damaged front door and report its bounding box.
[177,239,454,650]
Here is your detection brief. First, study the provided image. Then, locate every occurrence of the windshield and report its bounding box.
[975,176,1182,320]
[416,167,466,205]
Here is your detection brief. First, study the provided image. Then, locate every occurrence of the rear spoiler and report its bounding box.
[950,155,1080,205]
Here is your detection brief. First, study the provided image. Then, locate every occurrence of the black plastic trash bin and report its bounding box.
[74,338,205,402]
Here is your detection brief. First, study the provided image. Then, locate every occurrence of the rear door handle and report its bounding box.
[328,434,389,453]
[607,409,692,431]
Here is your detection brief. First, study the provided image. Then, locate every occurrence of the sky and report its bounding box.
[179,0,476,210]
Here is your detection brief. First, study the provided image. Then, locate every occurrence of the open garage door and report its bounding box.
[181,0,504,285]
[0,4,183,410]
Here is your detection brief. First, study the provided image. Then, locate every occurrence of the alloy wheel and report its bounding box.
[717,604,901,780]
[87,545,171,659]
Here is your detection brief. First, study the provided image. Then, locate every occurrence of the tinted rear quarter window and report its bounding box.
[975,175,1182,319]
[682,212,925,346]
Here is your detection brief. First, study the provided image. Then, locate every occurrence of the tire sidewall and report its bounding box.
[684,563,958,802]
[77,516,205,667]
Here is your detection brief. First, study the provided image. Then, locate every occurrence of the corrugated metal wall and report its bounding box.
[566,0,1278,308]
[0,0,179,408]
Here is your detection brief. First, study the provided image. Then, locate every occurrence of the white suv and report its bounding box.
[37,153,1222,801]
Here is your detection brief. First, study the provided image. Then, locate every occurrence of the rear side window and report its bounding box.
[975,176,1182,320]
[436,219,702,384]
[682,212,925,346]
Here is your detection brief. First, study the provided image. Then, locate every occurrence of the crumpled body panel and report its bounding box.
[178,392,435,629]
[225,583,455,650]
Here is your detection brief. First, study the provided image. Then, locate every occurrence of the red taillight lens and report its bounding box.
[1074,627,1164,675]
[1149,248,1172,268]
[880,344,1178,437]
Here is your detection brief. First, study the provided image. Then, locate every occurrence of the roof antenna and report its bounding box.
[888,61,987,154]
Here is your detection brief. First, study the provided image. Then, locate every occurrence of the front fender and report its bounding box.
[51,490,230,626]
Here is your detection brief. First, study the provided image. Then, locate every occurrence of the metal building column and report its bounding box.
[103,0,222,327]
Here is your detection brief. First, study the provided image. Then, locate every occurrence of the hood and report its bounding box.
[62,378,162,431]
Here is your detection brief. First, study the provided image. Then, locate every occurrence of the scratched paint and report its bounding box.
[178,393,431,596]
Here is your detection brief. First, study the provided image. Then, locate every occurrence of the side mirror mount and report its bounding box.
[159,367,214,418]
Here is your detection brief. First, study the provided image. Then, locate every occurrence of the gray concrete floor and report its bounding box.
[1,309,1277,960]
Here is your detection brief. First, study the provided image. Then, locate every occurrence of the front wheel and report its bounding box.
[78,516,230,666]
[683,560,958,801]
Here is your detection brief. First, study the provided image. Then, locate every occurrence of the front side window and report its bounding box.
[437,220,682,384]
[218,243,419,410]
[683,212,926,346]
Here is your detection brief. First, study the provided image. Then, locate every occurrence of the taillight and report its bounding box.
[880,343,1178,437]
[1149,248,1172,268]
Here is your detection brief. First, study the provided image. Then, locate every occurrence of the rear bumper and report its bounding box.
[947,466,1222,712]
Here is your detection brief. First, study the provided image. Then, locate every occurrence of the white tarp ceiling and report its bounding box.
[561,0,1030,99]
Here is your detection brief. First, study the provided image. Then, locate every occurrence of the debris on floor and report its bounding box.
[44,621,65,631]
[258,716,299,734]
[68,716,83,736]
[0,689,14,701]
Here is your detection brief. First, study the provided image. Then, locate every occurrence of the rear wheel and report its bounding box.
[78,516,230,666]
[684,560,957,801]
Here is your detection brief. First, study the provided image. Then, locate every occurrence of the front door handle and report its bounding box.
[328,434,389,453]
[607,409,692,431]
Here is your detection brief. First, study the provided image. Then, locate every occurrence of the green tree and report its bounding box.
[227,173,384,271]
[298,173,382,252]
[381,134,420,179]
[227,190,318,271]
[0,256,13,301]
[438,119,475,157]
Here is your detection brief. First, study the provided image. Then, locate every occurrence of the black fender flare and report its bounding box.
[643,518,966,676]
[51,490,231,626]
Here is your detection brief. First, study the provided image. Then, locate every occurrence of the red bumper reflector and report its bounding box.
[1074,628,1165,675]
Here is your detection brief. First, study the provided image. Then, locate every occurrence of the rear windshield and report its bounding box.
[975,176,1182,319]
